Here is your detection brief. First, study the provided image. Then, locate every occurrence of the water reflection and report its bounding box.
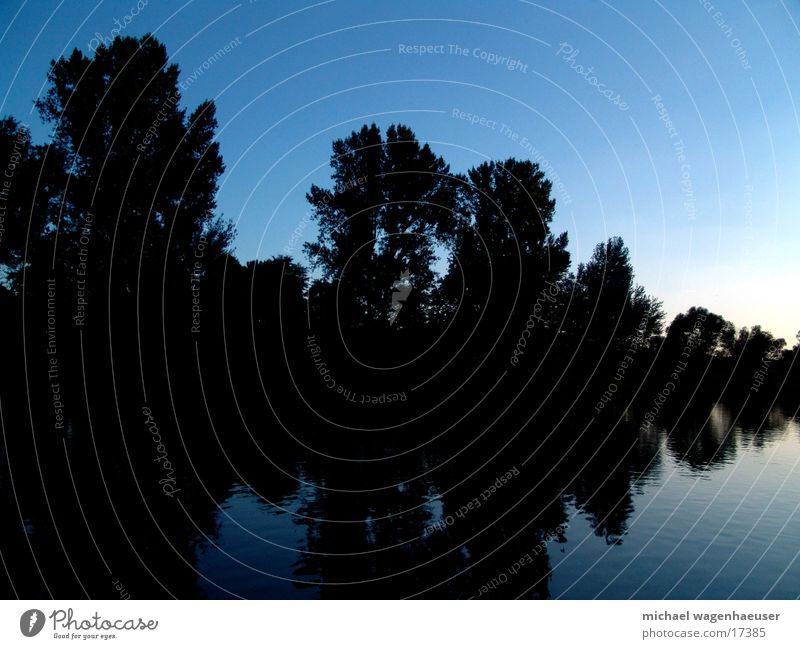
[192,403,800,598]
[4,400,796,598]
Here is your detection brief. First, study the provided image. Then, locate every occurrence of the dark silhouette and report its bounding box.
[0,35,797,600]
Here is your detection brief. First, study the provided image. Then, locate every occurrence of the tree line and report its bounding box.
[0,34,796,446]
[1,33,797,600]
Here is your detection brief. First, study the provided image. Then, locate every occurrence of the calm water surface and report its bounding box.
[195,405,800,598]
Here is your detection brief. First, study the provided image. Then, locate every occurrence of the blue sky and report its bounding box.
[1,0,798,342]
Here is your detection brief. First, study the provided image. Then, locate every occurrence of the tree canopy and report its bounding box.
[24,34,233,294]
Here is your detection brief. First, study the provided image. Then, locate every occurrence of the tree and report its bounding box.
[568,237,663,350]
[305,124,456,328]
[33,35,232,293]
[0,117,66,289]
[246,256,308,330]
[730,325,786,381]
[664,306,735,358]
[439,158,570,321]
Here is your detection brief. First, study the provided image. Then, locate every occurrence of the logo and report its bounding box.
[20,609,45,637]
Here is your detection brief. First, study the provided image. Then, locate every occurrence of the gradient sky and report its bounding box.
[1,0,798,343]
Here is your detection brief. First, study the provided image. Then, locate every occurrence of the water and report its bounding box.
[194,404,800,599]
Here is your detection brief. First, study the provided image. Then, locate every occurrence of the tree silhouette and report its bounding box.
[665,306,735,359]
[0,32,797,601]
[305,123,456,329]
[0,117,66,288]
[731,325,785,361]
[439,158,570,323]
[32,35,232,294]
[568,237,663,351]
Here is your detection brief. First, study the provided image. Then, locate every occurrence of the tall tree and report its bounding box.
[33,35,231,293]
[0,117,68,289]
[569,237,663,349]
[439,158,570,322]
[305,124,456,328]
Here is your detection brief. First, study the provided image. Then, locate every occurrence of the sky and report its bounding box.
[1,0,798,343]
